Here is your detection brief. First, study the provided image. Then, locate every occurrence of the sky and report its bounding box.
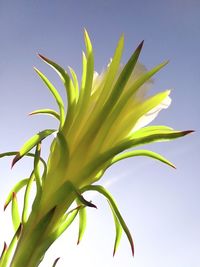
[0,0,199,266]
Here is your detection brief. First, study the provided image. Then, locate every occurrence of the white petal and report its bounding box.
[131,95,171,133]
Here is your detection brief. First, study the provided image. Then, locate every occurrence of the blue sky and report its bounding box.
[0,1,199,266]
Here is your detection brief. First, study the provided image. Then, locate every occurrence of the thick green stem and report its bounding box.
[9,191,75,267]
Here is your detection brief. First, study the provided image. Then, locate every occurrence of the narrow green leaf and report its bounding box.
[11,193,21,232]
[0,224,22,267]
[109,203,123,256]
[80,34,124,142]
[112,149,176,169]
[86,40,143,141]
[38,53,76,105]
[56,132,69,169]
[38,54,76,129]
[96,34,125,108]
[32,143,43,212]
[68,66,79,103]
[22,172,35,224]
[82,29,94,102]
[4,178,29,211]
[29,109,60,120]
[12,129,56,167]
[102,41,144,117]
[34,67,65,128]
[55,207,80,238]
[0,242,7,261]
[92,130,194,171]
[76,199,87,244]
[0,151,47,178]
[81,185,134,256]
[34,206,81,259]
[117,61,169,111]
[34,143,42,189]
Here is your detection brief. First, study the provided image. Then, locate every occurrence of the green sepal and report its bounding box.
[111,204,123,256]
[38,54,76,129]
[56,132,69,169]
[81,29,94,106]
[4,178,29,211]
[0,151,47,179]
[22,172,35,224]
[55,206,80,238]
[33,206,81,262]
[14,208,56,267]
[34,143,42,189]
[68,66,79,103]
[34,67,65,128]
[81,185,134,256]
[97,34,124,107]
[102,40,144,118]
[11,193,21,232]
[0,224,22,267]
[29,109,60,121]
[112,149,176,169]
[76,199,87,244]
[0,242,7,262]
[118,61,169,109]
[12,129,56,167]
[94,129,194,169]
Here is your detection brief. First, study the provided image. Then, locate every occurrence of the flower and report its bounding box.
[1,30,193,266]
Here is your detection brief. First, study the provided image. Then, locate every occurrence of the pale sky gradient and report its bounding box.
[0,1,199,267]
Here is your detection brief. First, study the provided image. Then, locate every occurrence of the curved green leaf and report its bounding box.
[0,151,47,179]
[117,61,169,111]
[104,40,144,111]
[4,178,29,211]
[81,185,134,256]
[0,224,22,267]
[38,54,76,130]
[34,206,81,260]
[34,67,65,128]
[93,129,193,171]
[22,172,35,224]
[68,66,79,103]
[0,242,7,263]
[29,109,60,120]
[76,199,87,244]
[12,129,56,167]
[85,40,143,141]
[112,149,176,169]
[11,193,21,232]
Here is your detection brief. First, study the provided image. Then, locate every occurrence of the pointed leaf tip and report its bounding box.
[0,242,7,259]
[11,153,21,168]
[52,257,60,267]
[3,203,8,211]
[183,130,195,135]
[137,40,144,51]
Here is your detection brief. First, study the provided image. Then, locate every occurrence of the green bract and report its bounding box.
[0,30,193,267]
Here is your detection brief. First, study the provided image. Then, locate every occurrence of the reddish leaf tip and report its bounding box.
[131,241,134,257]
[38,53,47,61]
[184,130,195,135]
[52,257,60,267]
[4,203,8,211]
[0,242,7,259]
[11,153,21,168]
[12,192,17,199]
